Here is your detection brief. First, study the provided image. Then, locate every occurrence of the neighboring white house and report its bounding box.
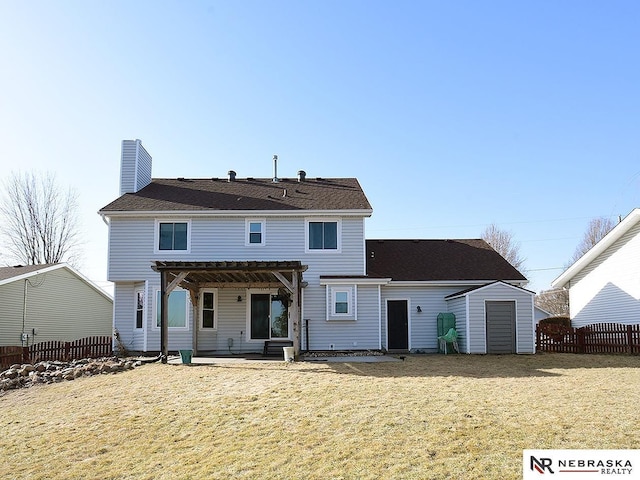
[0,263,113,347]
[552,208,640,327]
[99,139,535,358]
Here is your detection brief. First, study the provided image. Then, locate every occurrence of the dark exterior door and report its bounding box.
[387,300,408,350]
[486,301,516,353]
[251,294,270,340]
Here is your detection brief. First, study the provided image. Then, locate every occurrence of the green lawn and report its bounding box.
[1,353,639,479]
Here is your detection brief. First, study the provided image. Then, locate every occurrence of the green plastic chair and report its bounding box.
[438,328,459,354]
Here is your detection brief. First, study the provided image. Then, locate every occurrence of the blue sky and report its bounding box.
[1,0,638,294]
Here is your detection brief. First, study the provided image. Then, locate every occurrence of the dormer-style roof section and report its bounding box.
[366,239,528,283]
[100,177,372,215]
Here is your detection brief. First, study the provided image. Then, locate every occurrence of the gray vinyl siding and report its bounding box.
[380,285,465,352]
[465,283,535,354]
[108,214,368,352]
[0,268,112,347]
[119,140,152,195]
[307,285,380,351]
[569,222,640,327]
[446,297,467,353]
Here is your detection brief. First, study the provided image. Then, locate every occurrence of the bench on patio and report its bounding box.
[263,340,293,356]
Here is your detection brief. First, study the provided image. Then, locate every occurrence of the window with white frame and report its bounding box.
[307,219,340,251]
[246,219,265,246]
[327,286,355,320]
[135,290,144,329]
[155,290,189,329]
[200,290,217,329]
[156,220,189,252]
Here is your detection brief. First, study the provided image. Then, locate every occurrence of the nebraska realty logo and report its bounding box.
[523,450,640,479]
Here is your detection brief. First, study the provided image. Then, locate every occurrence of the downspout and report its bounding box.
[378,285,382,350]
[21,279,28,347]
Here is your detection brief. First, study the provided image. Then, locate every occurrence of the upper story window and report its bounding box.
[246,219,265,246]
[155,220,190,253]
[306,219,340,252]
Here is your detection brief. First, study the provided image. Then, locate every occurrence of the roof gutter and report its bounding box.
[99,209,374,218]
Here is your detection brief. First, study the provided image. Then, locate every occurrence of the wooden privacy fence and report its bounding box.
[537,323,640,354]
[0,336,113,369]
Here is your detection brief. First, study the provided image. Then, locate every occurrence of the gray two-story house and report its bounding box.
[100,140,535,360]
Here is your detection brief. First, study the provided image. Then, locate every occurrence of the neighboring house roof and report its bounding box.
[99,177,372,214]
[0,264,58,283]
[552,208,640,289]
[365,239,528,282]
[445,281,534,300]
[0,263,113,301]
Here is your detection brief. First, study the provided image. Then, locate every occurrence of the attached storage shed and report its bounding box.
[445,281,535,354]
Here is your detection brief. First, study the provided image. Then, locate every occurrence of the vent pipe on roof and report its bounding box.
[228,170,236,182]
[272,155,279,183]
[298,170,306,182]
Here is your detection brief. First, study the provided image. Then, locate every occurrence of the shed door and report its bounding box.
[486,301,516,354]
[387,300,408,350]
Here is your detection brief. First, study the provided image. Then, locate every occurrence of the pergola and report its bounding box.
[151,260,308,363]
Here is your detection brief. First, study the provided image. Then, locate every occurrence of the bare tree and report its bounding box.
[535,288,569,316]
[568,216,616,265]
[0,172,82,265]
[480,223,526,273]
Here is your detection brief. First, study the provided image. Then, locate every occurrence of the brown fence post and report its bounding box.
[536,325,540,352]
[22,346,30,364]
[577,327,586,354]
[627,325,633,355]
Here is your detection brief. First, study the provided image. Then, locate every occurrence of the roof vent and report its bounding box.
[272,155,279,183]
[298,170,306,182]
[228,170,236,182]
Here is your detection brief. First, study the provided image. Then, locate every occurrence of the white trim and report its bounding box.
[465,295,471,354]
[199,288,219,331]
[446,281,535,301]
[134,288,145,330]
[388,280,528,288]
[102,209,373,218]
[552,208,640,289]
[143,280,149,352]
[385,298,410,350]
[325,285,357,320]
[245,219,266,246]
[245,289,292,343]
[320,277,391,286]
[153,288,190,331]
[305,218,342,253]
[154,219,191,254]
[134,139,140,194]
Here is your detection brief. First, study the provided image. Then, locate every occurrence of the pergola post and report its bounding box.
[160,271,169,363]
[292,271,301,359]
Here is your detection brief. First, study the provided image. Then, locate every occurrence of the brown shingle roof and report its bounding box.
[100,177,372,213]
[366,239,527,282]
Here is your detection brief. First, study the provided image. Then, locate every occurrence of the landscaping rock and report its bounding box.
[0,357,144,393]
